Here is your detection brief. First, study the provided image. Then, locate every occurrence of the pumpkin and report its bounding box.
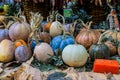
[34,42,54,63]
[0,39,15,63]
[15,45,32,62]
[50,32,75,53]
[102,29,120,42]
[76,21,101,49]
[14,39,27,48]
[62,44,89,67]
[117,42,120,56]
[50,13,63,37]
[0,21,11,42]
[9,16,31,41]
[43,11,57,32]
[104,41,117,56]
[89,33,110,61]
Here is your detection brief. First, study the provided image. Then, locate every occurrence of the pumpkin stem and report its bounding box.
[79,19,88,29]
[88,21,93,29]
[0,20,7,29]
[97,30,111,44]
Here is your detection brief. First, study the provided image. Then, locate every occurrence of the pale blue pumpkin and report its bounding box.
[50,35,75,53]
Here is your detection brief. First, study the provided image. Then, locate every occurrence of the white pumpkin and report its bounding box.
[50,21,62,37]
[34,42,54,63]
[62,44,89,67]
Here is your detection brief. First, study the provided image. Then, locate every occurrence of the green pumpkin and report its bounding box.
[89,43,110,61]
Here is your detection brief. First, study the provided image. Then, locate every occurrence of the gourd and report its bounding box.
[0,20,11,42]
[89,32,110,61]
[15,45,32,62]
[62,44,89,67]
[34,42,54,63]
[0,39,15,63]
[76,21,101,49]
[43,11,55,32]
[50,33,75,53]
[14,39,27,48]
[50,13,63,37]
[9,14,31,41]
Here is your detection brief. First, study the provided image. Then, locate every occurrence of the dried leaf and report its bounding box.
[14,63,43,80]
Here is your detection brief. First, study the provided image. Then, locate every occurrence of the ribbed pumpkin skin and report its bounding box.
[15,45,32,62]
[89,43,110,61]
[50,35,75,52]
[50,21,62,37]
[76,29,101,49]
[34,43,54,63]
[9,21,31,41]
[62,44,88,67]
[0,29,10,42]
[0,39,15,63]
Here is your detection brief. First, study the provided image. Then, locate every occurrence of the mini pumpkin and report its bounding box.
[34,42,54,63]
[0,39,15,63]
[50,13,63,37]
[62,44,89,67]
[15,45,32,62]
[14,39,27,48]
[89,32,110,61]
[76,21,101,49]
[50,32,75,53]
[9,14,31,41]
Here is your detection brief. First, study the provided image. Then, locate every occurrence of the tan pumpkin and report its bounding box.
[9,21,31,41]
[50,13,63,37]
[0,39,15,63]
[34,42,54,63]
[76,21,101,49]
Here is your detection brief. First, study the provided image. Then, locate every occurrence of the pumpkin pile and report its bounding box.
[0,0,120,79]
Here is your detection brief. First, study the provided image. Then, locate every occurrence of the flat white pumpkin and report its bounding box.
[62,44,89,67]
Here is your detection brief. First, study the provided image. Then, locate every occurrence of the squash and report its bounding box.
[76,21,101,49]
[50,13,63,37]
[14,39,27,48]
[89,32,110,61]
[0,39,15,63]
[34,42,54,63]
[50,34,75,53]
[104,41,117,56]
[15,45,32,62]
[62,44,89,67]
[9,15,31,41]
[0,20,11,42]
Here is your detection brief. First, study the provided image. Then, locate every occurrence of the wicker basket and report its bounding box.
[84,0,106,25]
[22,0,51,22]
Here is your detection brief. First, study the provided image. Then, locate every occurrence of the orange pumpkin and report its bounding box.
[14,39,27,47]
[43,22,51,32]
[76,21,101,49]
